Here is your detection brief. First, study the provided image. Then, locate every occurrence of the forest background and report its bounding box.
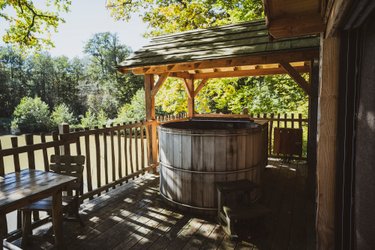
[0,0,308,134]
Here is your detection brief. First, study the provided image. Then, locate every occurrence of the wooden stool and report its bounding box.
[216,180,271,238]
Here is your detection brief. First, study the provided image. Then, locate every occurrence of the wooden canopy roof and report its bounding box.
[118,20,319,79]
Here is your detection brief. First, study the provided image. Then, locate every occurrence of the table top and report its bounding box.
[0,169,76,213]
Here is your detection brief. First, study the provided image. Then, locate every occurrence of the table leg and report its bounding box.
[52,190,64,250]
[0,213,7,249]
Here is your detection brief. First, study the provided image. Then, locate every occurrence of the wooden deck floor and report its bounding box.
[12,160,316,250]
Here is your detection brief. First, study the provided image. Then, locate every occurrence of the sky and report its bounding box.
[47,0,149,58]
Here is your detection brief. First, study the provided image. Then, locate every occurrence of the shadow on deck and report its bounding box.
[12,160,316,250]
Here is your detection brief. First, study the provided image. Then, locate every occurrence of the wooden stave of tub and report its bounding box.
[158,119,268,214]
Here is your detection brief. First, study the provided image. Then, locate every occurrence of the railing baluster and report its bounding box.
[103,125,109,189]
[52,132,60,155]
[25,134,35,170]
[84,128,93,197]
[0,140,4,176]
[269,113,274,156]
[140,124,145,171]
[145,123,151,167]
[123,125,128,180]
[75,128,82,155]
[117,127,121,182]
[135,125,139,175]
[291,113,295,128]
[129,125,134,176]
[110,126,116,186]
[284,113,288,128]
[11,137,20,172]
[94,127,101,196]
[40,133,49,171]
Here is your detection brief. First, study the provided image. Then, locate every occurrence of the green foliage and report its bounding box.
[155,75,308,116]
[155,79,188,114]
[116,89,145,123]
[107,0,264,36]
[51,103,76,127]
[0,32,144,124]
[79,109,108,129]
[11,96,52,133]
[0,0,71,49]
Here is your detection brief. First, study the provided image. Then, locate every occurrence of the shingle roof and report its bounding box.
[118,19,319,70]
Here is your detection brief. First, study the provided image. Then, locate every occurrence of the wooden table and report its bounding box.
[0,169,77,249]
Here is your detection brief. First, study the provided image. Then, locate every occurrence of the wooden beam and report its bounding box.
[325,0,352,37]
[192,65,310,79]
[169,72,193,79]
[193,78,209,97]
[124,49,319,75]
[151,72,169,97]
[280,61,310,95]
[268,13,324,39]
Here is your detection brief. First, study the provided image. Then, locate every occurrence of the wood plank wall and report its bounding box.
[316,35,340,250]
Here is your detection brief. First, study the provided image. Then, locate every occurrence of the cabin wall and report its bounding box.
[352,11,375,250]
[329,4,375,250]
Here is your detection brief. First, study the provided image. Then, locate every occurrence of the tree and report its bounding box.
[0,46,29,115]
[0,0,71,49]
[11,96,52,133]
[83,32,143,117]
[107,0,264,36]
[116,88,145,123]
[51,103,76,127]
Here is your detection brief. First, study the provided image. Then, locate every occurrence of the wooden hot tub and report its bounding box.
[158,118,268,213]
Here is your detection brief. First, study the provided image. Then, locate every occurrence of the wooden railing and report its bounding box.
[251,113,308,159]
[194,113,308,159]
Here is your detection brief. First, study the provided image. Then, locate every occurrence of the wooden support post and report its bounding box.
[307,59,319,198]
[145,74,158,170]
[183,78,195,118]
[316,35,340,250]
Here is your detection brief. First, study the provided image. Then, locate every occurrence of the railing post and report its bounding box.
[10,137,20,172]
[58,123,70,155]
[25,134,35,170]
[0,140,4,176]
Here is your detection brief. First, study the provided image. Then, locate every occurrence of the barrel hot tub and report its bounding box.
[158,118,268,213]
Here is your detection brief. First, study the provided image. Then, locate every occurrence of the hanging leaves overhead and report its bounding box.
[0,0,71,49]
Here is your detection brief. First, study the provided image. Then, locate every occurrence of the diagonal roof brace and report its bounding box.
[280,61,310,95]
